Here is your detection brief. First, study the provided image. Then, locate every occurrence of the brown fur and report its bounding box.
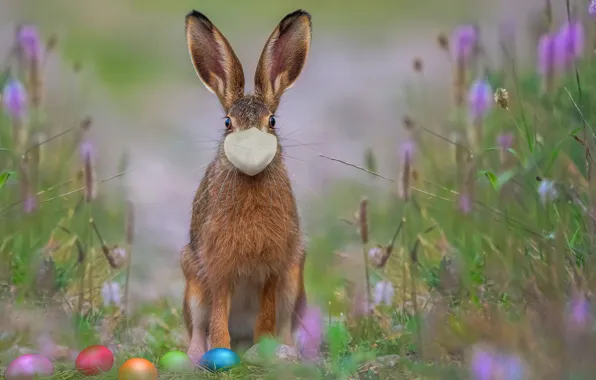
[181,9,312,361]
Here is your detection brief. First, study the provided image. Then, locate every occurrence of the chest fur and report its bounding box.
[201,170,299,259]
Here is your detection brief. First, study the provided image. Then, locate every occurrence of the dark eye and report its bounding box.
[269,116,276,128]
[224,117,231,129]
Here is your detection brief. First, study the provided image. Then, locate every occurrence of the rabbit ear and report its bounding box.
[254,10,312,112]
[185,11,245,111]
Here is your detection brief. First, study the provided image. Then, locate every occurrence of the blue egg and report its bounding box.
[199,348,241,372]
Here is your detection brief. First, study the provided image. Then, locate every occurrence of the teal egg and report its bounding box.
[158,350,194,372]
[199,348,241,372]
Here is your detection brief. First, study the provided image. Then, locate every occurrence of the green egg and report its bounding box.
[158,350,194,372]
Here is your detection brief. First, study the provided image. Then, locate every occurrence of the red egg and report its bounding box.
[75,345,115,375]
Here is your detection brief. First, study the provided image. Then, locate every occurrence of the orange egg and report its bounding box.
[118,358,158,380]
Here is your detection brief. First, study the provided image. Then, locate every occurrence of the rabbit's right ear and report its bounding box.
[185,11,245,112]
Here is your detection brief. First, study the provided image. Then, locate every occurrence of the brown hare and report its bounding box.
[180,9,312,362]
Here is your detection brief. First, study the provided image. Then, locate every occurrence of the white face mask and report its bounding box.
[223,127,278,176]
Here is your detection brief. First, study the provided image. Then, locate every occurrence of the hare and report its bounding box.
[180,9,312,362]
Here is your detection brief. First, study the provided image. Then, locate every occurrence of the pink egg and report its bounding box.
[4,354,54,380]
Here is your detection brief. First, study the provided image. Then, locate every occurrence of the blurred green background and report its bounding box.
[0,0,551,311]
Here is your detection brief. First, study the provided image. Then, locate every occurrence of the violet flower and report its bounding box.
[496,133,514,151]
[2,79,28,119]
[79,139,95,163]
[590,0,596,18]
[537,33,556,76]
[373,280,394,307]
[537,179,558,204]
[555,21,585,70]
[566,293,591,330]
[470,346,525,380]
[468,78,493,122]
[451,25,478,62]
[101,281,122,307]
[296,305,323,361]
[459,192,473,214]
[399,139,416,163]
[23,194,37,214]
[17,25,42,63]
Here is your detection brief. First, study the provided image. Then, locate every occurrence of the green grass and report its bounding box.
[3,2,596,380]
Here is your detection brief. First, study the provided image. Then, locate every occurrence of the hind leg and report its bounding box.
[183,279,209,363]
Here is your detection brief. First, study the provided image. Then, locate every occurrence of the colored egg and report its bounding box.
[158,350,193,372]
[199,348,241,372]
[4,354,54,380]
[118,358,158,380]
[75,345,115,375]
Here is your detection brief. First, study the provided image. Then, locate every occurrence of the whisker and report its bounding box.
[281,142,324,148]
[281,153,309,164]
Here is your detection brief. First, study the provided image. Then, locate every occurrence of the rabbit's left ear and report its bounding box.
[254,10,312,112]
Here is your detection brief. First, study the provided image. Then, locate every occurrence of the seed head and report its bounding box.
[494,88,509,110]
[358,198,368,244]
[437,33,449,51]
[402,115,415,131]
[413,58,423,72]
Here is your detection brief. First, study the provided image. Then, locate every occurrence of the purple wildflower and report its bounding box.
[17,25,42,62]
[496,133,514,151]
[470,348,494,380]
[2,79,28,119]
[537,179,558,204]
[468,78,493,121]
[23,194,37,214]
[537,33,556,76]
[373,280,394,307]
[459,192,473,214]
[296,305,323,361]
[368,246,383,261]
[451,25,478,61]
[590,0,596,18]
[567,293,591,330]
[399,139,416,162]
[470,346,525,380]
[555,21,585,70]
[79,139,95,162]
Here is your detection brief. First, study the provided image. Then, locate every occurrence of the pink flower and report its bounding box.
[17,25,42,62]
[459,192,473,214]
[296,305,323,361]
[537,33,556,76]
[555,21,584,70]
[468,78,493,121]
[2,79,28,119]
[451,25,478,62]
